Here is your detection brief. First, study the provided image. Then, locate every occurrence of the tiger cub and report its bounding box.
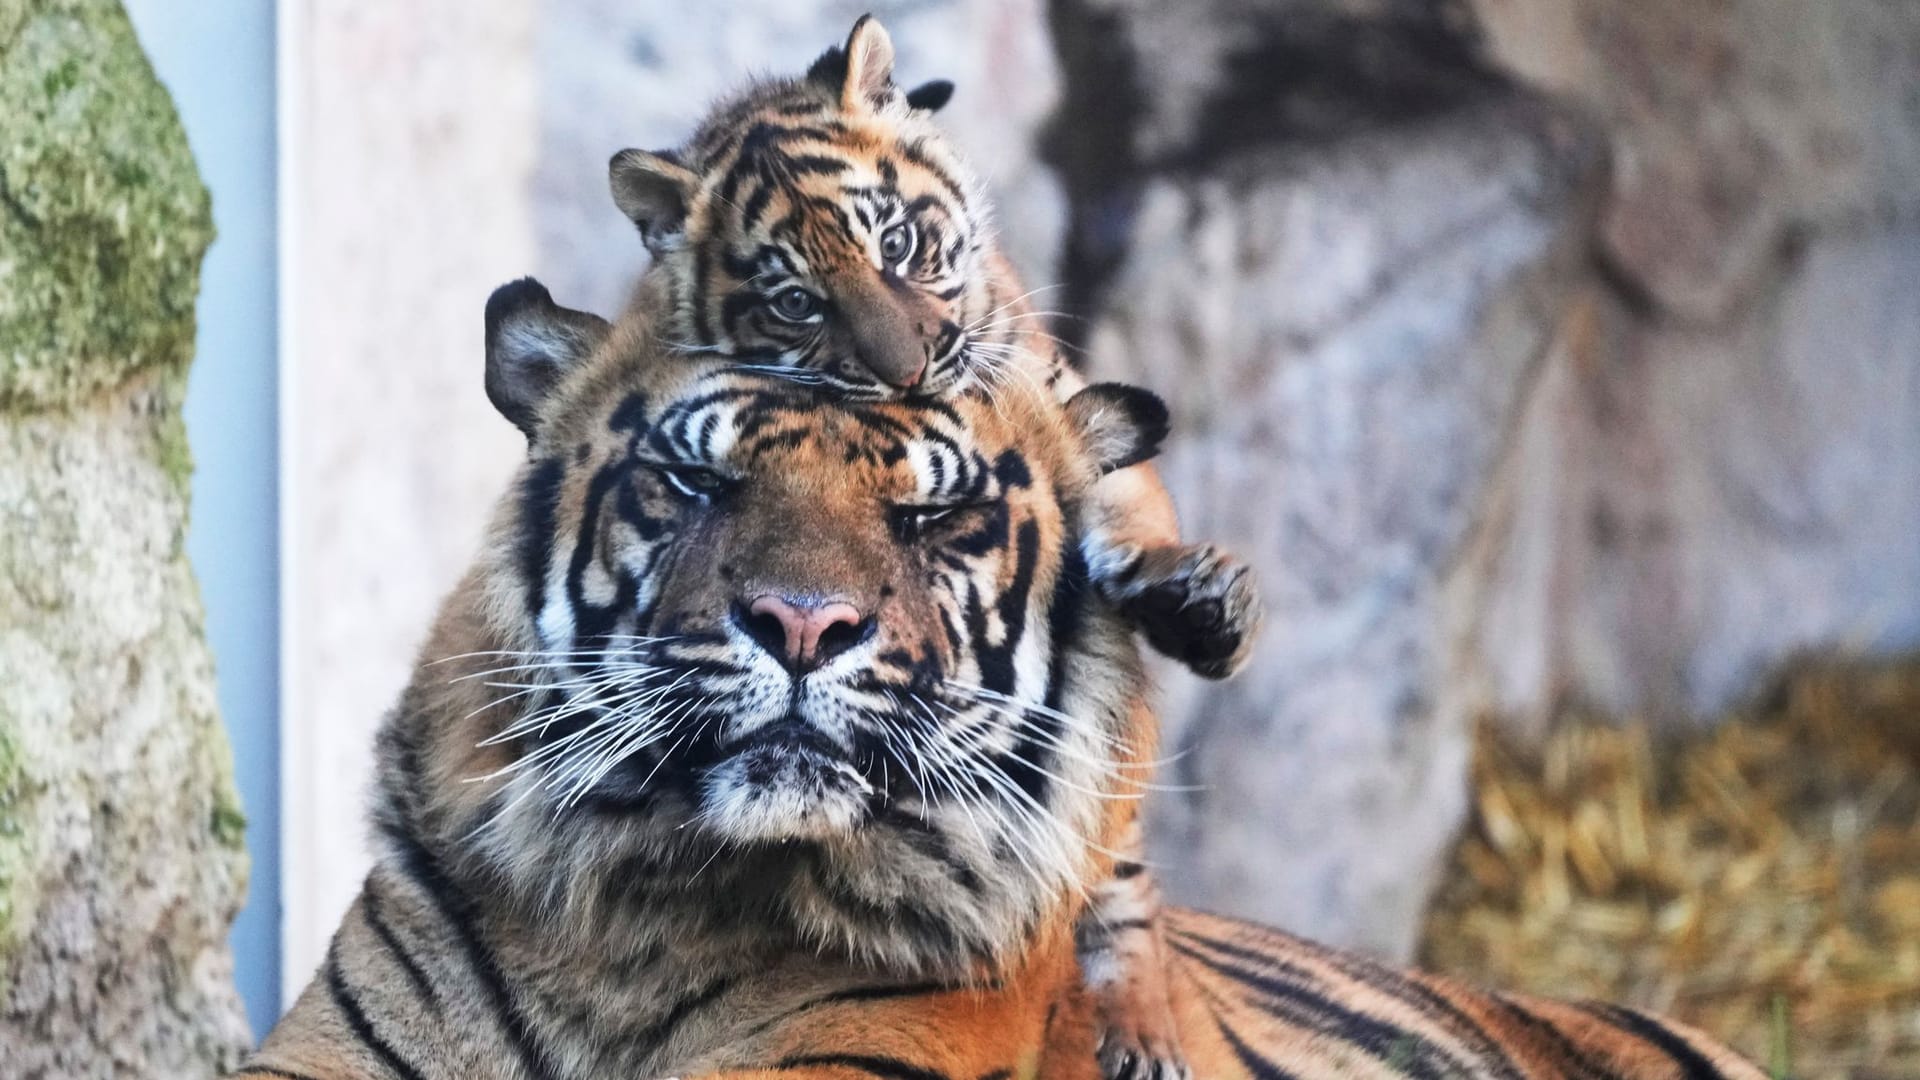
[602,18,1238,1076]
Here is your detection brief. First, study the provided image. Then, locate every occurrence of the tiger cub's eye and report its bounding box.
[769,287,822,322]
[879,223,915,266]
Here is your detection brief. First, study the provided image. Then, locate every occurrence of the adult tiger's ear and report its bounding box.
[904,79,954,113]
[484,277,610,441]
[609,148,699,253]
[1065,383,1171,474]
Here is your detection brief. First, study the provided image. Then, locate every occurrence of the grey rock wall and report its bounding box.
[1460,0,1920,726]
[0,0,251,1073]
[1055,5,1607,952]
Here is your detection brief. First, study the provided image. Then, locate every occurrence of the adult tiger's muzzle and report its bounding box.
[734,593,875,675]
[697,718,876,844]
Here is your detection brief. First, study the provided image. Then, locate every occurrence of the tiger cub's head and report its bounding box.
[608,16,1005,401]
[422,279,1166,974]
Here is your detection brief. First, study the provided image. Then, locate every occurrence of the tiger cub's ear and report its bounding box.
[609,149,699,253]
[837,14,896,111]
[484,278,610,441]
[904,79,954,113]
[1065,383,1171,475]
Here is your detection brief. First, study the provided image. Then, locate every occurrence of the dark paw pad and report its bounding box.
[1107,543,1263,680]
[1098,1040,1193,1080]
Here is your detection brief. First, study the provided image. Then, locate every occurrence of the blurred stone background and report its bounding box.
[276,0,1920,1069]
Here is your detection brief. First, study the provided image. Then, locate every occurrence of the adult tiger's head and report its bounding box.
[399,279,1168,977]
[608,16,1009,400]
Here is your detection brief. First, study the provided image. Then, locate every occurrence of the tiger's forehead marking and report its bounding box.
[609,371,1022,500]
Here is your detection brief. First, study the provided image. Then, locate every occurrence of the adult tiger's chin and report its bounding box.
[696,739,876,845]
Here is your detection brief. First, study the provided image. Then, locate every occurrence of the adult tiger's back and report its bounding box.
[1164,909,1764,1079]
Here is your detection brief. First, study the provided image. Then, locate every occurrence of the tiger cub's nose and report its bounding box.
[735,594,872,674]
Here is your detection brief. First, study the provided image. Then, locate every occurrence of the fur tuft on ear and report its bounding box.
[837,14,896,111]
[609,149,699,252]
[484,278,611,440]
[1064,383,1171,475]
[904,79,954,113]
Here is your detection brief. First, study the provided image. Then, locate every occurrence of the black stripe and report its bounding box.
[773,1053,950,1080]
[1169,932,1464,1080]
[692,243,715,342]
[1040,536,1089,715]
[361,883,443,1015]
[731,980,965,1046]
[1182,969,1304,1080]
[898,138,968,206]
[1275,934,1527,1080]
[380,829,560,1080]
[564,461,641,641]
[326,943,428,1080]
[630,975,736,1055]
[1367,973,1526,1080]
[1097,917,1155,934]
[740,171,779,234]
[233,1069,325,1080]
[516,457,565,619]
[1220,1020,1306,1080]
[1580,1002,1729,1080]
[985,517,1040,697]
[816,980,959,1006]
[1490,994,1623,1080]
[783,153,852,179]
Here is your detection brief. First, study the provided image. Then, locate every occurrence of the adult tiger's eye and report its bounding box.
[770,287,821,322]
[889,504,967,544]
[879,223,915,265]
[654,466,732,504]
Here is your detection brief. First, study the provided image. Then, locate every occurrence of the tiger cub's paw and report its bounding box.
[1095,541,1262,680]
[1096,1015,1192,1080]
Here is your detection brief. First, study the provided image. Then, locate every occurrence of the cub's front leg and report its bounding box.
[1075,819,1189,1080]
[1081,463,1263,681]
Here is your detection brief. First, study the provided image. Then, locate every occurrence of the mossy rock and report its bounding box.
[0,0,213,411]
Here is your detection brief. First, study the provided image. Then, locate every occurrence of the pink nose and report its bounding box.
[740,594,869,673]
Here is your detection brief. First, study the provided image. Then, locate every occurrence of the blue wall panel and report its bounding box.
[122,0,282,1042]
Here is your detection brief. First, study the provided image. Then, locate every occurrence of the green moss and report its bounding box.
[0,0,213,411]
[209,799,246,850]
[201,676,247,853]
[192,671,246,853]
[0,3,27,48]
[151,376,194,496]
[0,720,28,960]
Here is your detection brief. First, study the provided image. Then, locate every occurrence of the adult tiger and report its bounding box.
[238,281,1765,1080]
